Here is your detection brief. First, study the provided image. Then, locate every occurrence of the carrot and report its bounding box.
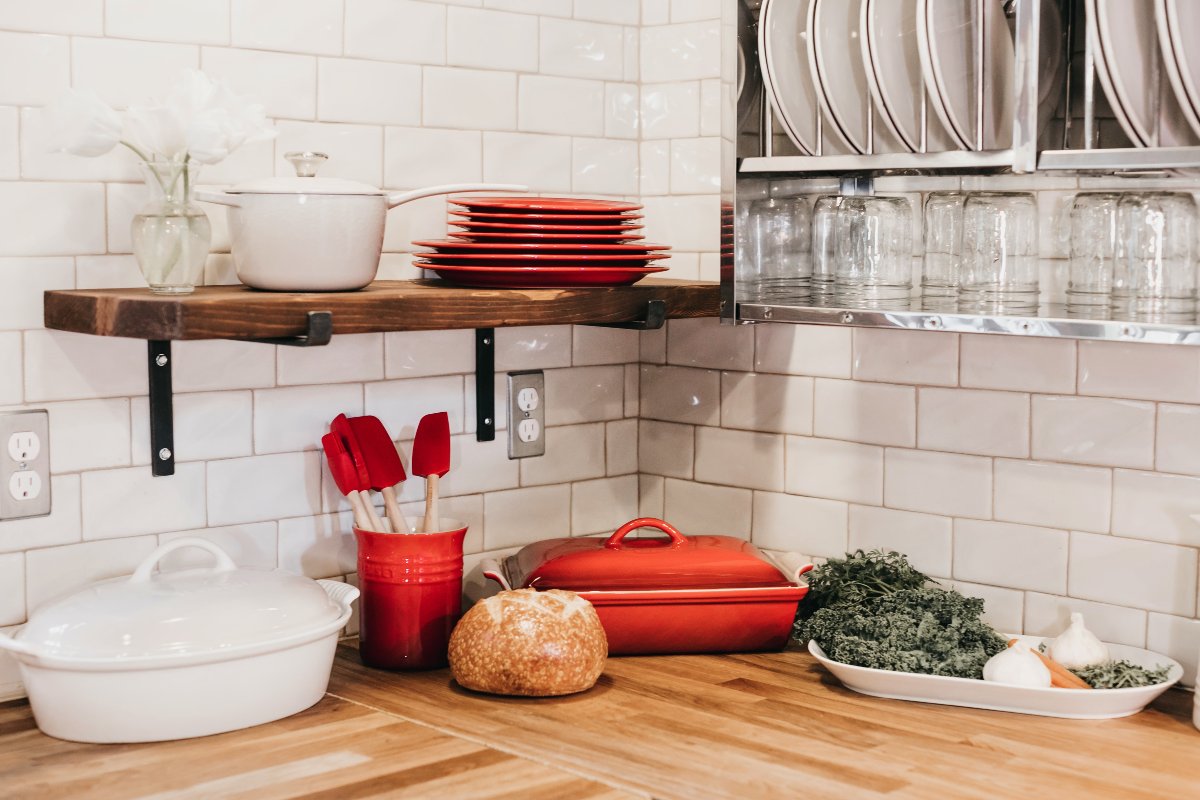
[1008,639,1092,690]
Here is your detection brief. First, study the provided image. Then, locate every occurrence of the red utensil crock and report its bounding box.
[354,522,466,670]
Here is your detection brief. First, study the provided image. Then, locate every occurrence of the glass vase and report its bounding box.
[131,160,212,295]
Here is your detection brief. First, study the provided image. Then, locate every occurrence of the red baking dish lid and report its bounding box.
[511,518,796,591]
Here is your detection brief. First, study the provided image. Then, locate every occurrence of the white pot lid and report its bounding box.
[227,151,385,195]
[17,538,344,660]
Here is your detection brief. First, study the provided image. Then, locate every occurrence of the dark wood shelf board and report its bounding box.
[44,278,719,341]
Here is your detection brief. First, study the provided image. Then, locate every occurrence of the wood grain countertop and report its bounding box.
[3,644,1198,799]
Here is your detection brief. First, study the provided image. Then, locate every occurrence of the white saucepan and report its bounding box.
[0,538,359,743]
[197,152,525,291]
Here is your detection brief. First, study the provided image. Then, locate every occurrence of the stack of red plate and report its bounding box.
[415,196,671,288]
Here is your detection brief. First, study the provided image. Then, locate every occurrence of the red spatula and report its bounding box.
[412,412,450,533]
[348,415,413,534]
[331,414,386,532]
[321,433,374,532]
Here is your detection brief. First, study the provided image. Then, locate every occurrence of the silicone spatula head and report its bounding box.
[321,433,358,497]
[411,412,451,479]
[348,415,407,489]
[331,413,371,490]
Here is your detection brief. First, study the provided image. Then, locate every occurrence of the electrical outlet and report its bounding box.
[507,371,546,459]
[0,410,51,520]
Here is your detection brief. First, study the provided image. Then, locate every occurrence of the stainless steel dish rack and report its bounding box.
[721,0,1200,345]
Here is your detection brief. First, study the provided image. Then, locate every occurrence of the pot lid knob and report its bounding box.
[285,151,329,178]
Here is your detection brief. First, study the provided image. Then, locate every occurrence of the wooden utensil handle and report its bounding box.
[422,474,440,533]
[382,486,411,534]
[347,490,371,532]
[360,491,387,533]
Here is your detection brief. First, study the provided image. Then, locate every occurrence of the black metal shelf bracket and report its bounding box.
[475,328,496,442]
[242,310,334,347]
[588,299,667,331]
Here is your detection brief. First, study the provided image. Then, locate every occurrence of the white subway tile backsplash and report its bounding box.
[572,326,639,366]
[960,335,1077,394]
[1111,470,1200,548]
[666,317,753,371]
[0,32,69,106]
[484,131,572,192]
[518,75,605,135]
[544,365,624,426]
[277,334,384,385]
[496,325,572,371]
[0,2,102,35]
[993,459,1111,533]
[699,79,721,136]
[0,333,18,405]
[173,340,275,392]
[385,128,483,188]
[24,330,145,401]
[0,258,73,331]
[132,391,254,465]
[752,491,847,558]
[574,0,639,24]
[19,109,140,182]
[449,7,539,72]
[572,138,638,195]
[604,83,640,139]
[639,473,664,517]
[0,106,15,180]
[272,121,383,186]
[540,17,624,80]
[885,448,991,519]
[638,419,693,478]
[640,80,700,139]
[670,137,721,194]
[483,484,570,549]
[954,519,1068,594]
[1070,531,1198,617]
[433,434,521,500]
[82,463,207,540]
[642,0,670,25]
[71,37,199,108]
[426,67,519,130]
[0,183,105,257]
[277,511,357,579]
[208,451,322,526]
[951,581,1025,633]
[365,375,464,441]
[606,418,638,475]
[663,477,750,538]
[254,384,363,455]
[521,422,606,486]
[815,379,916,448]
[25,536,158,612]
[755,324,853,379]
[640,20,719,82]
[0,475,81,555]
[487,0,571,15]
[107,0,230,44]
[917,387,1030,458]
[74,255,145,290]
[1031,395,1155,469]
[1078,342,1200,403]
[1147,613,1200,687]
[386,329,476,378]
[231,0,342,55]
[318,58,421,126]
[1156,403,1200,476]
[720,371,813,436]
[670,0,719,22]
[639,364,720,425]
[1023,593,1147,648]
[641,194,720,252]
[345,0,446,64]
[44,399,130,473]
[853,329,958,387]
[572,474,638,535]
[786,436,883,506]
[0,554,23,626]
[158,523,279,571]
[694,426,783,492]
[848,505,953,577]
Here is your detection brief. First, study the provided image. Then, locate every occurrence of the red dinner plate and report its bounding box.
[415,251,670,263]
[450,231,645,242]
[414,239,670,253]
[424,264,668,288]
[452,221,645,233]
[451,211,642,224]
[449,196,642,213]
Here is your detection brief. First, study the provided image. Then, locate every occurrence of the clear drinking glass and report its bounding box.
[922,191,965,310]
[810,195,843,306]
[833,195,913,309]
[1113,192,1198,322]
[746,196,812,299]
[1066,192,1120,317]
[960,192,1039,313]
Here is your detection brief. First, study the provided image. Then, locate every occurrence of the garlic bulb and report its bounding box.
[982,641,1052,687]
[1047,612,1109,669]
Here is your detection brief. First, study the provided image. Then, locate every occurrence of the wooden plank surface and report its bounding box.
[328,646,1200,800]
[43,279,719,341]
[0,694,639,800]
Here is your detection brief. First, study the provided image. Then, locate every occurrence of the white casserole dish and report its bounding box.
[0,538,358,743]
[810,634,1183,719]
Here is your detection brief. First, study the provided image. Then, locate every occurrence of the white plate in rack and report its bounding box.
[1156,0,1200,141]
[809,635,1182,719]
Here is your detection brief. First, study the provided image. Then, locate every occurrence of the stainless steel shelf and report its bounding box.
[1038,147,1200,172]
[738,300,1200,345]
[739,150,1018,176]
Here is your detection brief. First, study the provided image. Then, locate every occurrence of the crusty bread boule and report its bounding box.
[448,588,608,697]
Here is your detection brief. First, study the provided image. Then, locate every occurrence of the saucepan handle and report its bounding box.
[385,183,528,209]
[605,517,687,549]
[194,189,241,207]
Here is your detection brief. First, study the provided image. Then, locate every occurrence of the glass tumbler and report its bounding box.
[746,196,811,299]
[810,195,843,306]
[1113,192,1197,322]
[960,192,1039,312]
[922,191,965,309]
[1066,192,1120,316]
[834,195,913,309]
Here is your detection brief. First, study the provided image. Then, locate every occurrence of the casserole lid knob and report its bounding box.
[605,517,686,549]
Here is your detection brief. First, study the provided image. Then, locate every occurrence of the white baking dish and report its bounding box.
[0,538,358,743]
[810,634,1183,719]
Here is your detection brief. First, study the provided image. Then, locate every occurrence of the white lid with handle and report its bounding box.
[15,538,344,660]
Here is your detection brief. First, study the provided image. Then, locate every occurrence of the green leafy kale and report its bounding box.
[795,550,1008,679]
[1070,660,1172,689]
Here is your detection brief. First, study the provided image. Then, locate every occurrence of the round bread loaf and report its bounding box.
[449,588,607,697]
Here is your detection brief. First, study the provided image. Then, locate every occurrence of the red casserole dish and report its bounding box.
[481,518,812,655]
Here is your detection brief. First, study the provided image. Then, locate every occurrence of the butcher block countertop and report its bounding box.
[3,644,1198,799]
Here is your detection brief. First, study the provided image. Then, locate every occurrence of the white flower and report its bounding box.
[39,89,123,157]
[124,105,189,161]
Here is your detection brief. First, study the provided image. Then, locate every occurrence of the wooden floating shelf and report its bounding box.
[43,278,720,341]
